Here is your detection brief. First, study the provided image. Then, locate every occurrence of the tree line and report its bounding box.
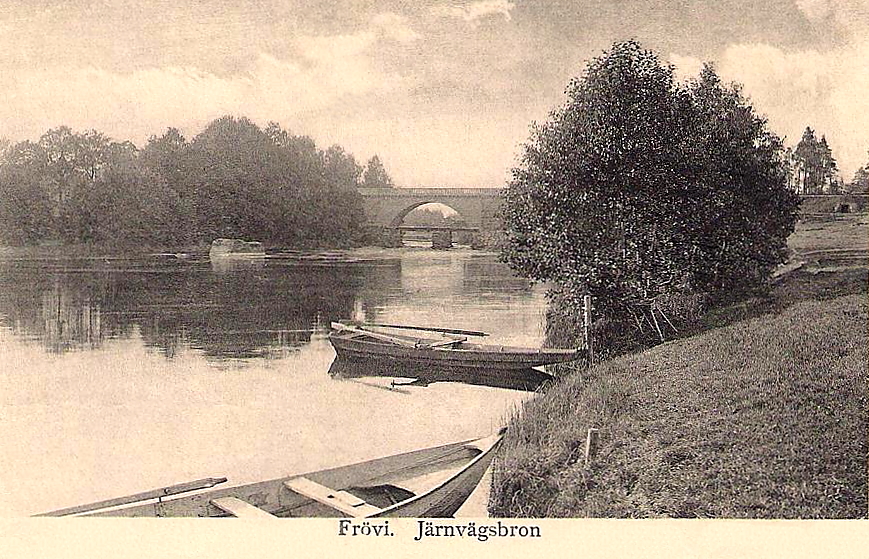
[0,116,394,247]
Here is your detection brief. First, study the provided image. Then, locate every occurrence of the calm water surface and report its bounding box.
[0,247,548,516]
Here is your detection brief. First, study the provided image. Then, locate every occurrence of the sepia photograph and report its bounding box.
[0,0,866,555]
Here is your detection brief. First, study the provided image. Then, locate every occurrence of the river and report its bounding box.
[0,246,549,517]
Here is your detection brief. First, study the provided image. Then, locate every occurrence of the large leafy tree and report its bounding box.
[501,41,800,342]
[0,127,142,243]
[185,117,365,246]
[186,116,295,243]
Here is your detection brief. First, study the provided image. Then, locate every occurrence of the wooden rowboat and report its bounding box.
[328,322,582,380]
[35,431,504,518]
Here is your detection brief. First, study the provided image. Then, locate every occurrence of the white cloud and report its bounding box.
[795,0,869,36]
[0,18,413,147]
[667,1,869,178]
[715,37,869,178]
[796,0,834,20]
[430,1,516,27]
[295,32,378,62]
[371,12,421,43]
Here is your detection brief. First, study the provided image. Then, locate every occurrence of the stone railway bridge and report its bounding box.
[357,188,859,248]
[358,187,504,247]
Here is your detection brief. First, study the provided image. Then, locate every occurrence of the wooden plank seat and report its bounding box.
[425,337,467,348]
[283,477,382,517]
[210,497,278,519]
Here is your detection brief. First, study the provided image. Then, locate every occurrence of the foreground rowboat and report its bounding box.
[328,322,582,387]
[36,431,504,518]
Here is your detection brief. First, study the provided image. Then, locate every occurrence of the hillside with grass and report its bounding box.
[489,263,867,518]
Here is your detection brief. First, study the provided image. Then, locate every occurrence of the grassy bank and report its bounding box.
[489,269,867,518]
[788,212,868,255]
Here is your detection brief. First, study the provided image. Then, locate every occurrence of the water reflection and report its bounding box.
[0,256,395,360]
[208,255,265,274]
[0,250,543,374]
[328,358,553,392]
[40,279,103,353]
[0,266,132,353]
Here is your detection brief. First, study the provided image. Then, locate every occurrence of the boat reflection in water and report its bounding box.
[328,358,554,392]
[326,322,583,392]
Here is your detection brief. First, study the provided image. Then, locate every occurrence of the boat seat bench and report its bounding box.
[284,477,382,517]
[210,497,278,519]
[425,337,467,348]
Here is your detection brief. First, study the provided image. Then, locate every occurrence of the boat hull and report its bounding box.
[41,433,503,518]
[329,332,581,370]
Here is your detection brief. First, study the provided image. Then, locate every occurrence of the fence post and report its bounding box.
[584,428,599,467]
[583,294,594,365]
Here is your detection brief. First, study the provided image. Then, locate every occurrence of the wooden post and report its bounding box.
[583,294,594,365]
[584,428,599,467]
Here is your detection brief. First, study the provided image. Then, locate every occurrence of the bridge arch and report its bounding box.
[358,187,503,231]
[389,201,463,227]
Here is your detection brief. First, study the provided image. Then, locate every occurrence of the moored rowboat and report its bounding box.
[328,322,583,374]
[36,431,504,518]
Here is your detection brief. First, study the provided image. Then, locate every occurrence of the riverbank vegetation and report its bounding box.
[0,117,392,249]
[490,268,867,518]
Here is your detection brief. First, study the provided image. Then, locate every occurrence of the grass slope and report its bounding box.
[490,272,867,518]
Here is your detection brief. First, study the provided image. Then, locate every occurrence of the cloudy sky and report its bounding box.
[1,0,866,187]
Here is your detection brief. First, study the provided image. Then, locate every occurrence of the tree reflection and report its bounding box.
[0,256,397,360]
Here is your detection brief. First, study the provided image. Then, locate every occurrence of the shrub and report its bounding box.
[501,40,800,347]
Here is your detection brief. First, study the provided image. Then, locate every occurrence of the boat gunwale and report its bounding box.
[329,331,582,357]
[367,431,504,517]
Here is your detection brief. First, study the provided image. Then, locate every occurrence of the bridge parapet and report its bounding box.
[358,187,503,198]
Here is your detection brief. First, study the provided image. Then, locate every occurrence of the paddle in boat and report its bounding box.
[35,430,504,518]
[327,321,583,389]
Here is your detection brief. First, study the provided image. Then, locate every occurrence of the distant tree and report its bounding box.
[316,144,365,243]
[361,155,394,188]
[817,136,840,193]
[501,42,800,343]
[185,116,290,242]
[793,127,840,194]
[0,127,142,243]
[849,156,869,193]
[264,122,323,183]
[323,145,362,190]
[186,117,364,246]
[140,128,187,187]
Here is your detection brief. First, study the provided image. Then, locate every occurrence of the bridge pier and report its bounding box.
[431,230,453,249]
[380,228,403,248]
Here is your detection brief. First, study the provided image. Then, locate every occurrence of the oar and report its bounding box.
[35,477,229,517]
[361,323,489,337]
